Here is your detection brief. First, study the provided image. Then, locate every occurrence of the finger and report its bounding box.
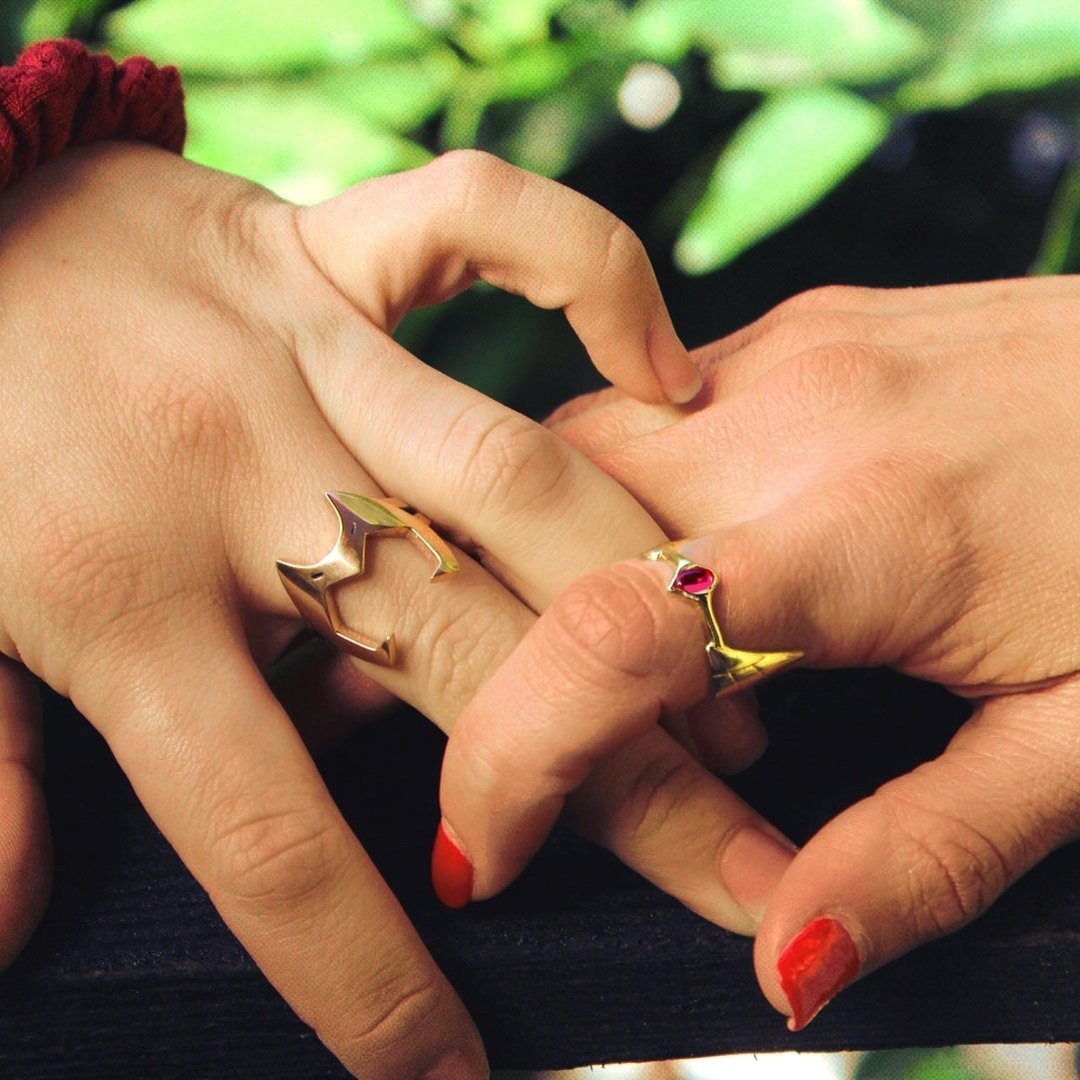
[224,364,538,729]
[291,321,667,612]
[261,342,788,931]
[565,725,795,937]
[544,385,627,428]
[687,692,768,776]
[550,336,915,539]
[661,693,767,777]
[438,550,800,901]
[83,614,486,1079]
[295,150,701,404]
[269,635,398,753]
[547,388,687,463]
[753,679,1080,1030]
[437,489,920,907]
[0,656,50,968]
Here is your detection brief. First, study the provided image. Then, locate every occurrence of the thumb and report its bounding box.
[754,678,1080,1030]
[294,150,700,404]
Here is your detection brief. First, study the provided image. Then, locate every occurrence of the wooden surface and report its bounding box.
[2,669,1079,1077]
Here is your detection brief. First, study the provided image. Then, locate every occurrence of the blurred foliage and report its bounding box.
[8,0,1080,272]
[856,1046,989,1080]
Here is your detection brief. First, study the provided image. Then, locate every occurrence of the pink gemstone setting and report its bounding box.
[672,565,715,595]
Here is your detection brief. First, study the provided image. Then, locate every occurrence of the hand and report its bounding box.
[0,142,784,1078]
[438,278,1080,1029]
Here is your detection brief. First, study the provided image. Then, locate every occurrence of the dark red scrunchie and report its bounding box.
[0,38,185,193]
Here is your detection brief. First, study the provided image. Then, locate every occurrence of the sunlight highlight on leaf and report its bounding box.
[675,86,890,273]
[183,82,431,203]
[106,0,428,76]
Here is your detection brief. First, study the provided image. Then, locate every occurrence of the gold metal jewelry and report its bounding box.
[645,543,802,696]
[276,492,459,666]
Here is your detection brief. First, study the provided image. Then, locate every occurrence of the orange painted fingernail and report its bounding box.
[432,820,473,908]
[777,917,860,1030]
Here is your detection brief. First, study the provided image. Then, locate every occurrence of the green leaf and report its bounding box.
[475,39,580,98]
[1031,156,1080,275]
[492,72,617,176]
[897,0,1080,109]
[182,81,431,204]
[21,0,109,43]
[881,0,994,39]
[674,86,890,273]
[313,48,460,131]
[441,40,581,147]
[454,0,570,57]
[629,0,927,86]
[856,1047,988,1080]
[105,0,428,76]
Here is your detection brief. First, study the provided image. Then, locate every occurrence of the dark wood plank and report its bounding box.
[2,670,1077,1076]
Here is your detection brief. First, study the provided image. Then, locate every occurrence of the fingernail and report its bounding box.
[432,820,473,908]
[649,324,702,404]
[777,917,860,1031]
[718,824,796,923]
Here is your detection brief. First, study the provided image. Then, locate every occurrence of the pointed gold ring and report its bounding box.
[644,543,802,696]
[276,492,459,666]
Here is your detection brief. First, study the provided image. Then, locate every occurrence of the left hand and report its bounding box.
[437,277,1080,1029]
[0,142,789,1077]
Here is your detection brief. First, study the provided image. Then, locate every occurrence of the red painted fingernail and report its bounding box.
[777,917,860,1031]
[432,820,473,909]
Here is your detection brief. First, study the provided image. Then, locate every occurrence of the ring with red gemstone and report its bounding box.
[644,544,803,697]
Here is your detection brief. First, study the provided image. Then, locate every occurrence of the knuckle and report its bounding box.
[546,568,663,687]
[773,283,877,317]
[414,593,507,709]
[598,216,649,289]
[772,342,913,418]
[881,789,1012,939]
[452,405,575,520]
[621,749,707,848]
[187,182,289,305]
[757,310,861,357]
[336,971,448,1073]
[428,148,503,209]
[211,800,344,910]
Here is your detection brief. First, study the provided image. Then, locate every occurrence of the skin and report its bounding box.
[439,277,1080,1025]
[0,142,793,1078]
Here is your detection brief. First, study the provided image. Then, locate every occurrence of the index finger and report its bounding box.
[438,551,797,907]
[84,613,485,1080]
[294,150,701,405]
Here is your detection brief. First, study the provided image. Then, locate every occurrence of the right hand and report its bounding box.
[0,144,791,1077]
[436,277,1080,1031]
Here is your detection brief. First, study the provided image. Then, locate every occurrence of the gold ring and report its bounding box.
[644,543,802,696]
[276,492,459,666]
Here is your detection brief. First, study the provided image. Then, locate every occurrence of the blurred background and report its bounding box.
[4,1,1080,1077]
[4,0,1080,421]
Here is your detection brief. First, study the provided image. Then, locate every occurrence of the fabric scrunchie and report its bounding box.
[0,38,185,193]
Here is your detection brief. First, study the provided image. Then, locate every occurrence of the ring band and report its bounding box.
[276,492,458,666]
[644,543,802,696]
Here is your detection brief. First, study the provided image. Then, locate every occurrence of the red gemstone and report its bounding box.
[673,565,715,595]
